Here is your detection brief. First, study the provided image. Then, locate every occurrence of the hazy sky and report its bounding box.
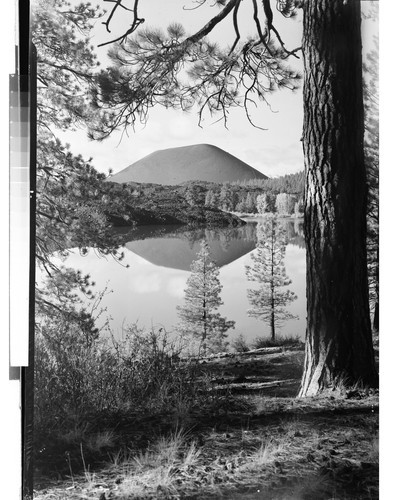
[58,1,378,178]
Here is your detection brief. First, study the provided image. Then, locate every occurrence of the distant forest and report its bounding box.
[119,170,305,216]
[230,171,305,193]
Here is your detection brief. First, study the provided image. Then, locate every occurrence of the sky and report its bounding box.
[55,1,374,179]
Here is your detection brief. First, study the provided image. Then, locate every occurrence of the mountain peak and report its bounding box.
[109,143,267,185]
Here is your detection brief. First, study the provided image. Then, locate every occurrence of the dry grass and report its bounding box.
[34,400,378,499]
[247,438,287,467]
[33,347,378,500]
[85,431,116,453]
[101,429,202,498]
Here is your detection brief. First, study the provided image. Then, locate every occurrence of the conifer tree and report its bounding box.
[219,184,233,211]
[204,189,214,207]
[235,197,247,214]
[177,241,235,355]
[257,193,274,214]
[185,185,199,207]
[246,217,297,341]
[275,193,297,215]
[245,192,258,213]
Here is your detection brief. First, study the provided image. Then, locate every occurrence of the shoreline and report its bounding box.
[230,212,304,220]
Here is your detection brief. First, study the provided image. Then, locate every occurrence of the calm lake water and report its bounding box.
[60,217,306,345]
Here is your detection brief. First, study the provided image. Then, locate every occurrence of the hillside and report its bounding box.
[109,144,267,185]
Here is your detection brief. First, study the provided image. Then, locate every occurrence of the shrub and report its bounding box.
[251,335,303,349]
[34,316,203,445]
[231,333,250,353]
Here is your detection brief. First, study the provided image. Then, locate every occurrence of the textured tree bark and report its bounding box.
[298,0,378,396]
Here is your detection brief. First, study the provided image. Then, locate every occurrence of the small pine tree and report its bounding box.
[246,216,297,340]
[275,193,297,215]
[185,185,198,207]
[205,189,218,208]
[245,192,257,213]
[256,193,275,214]
[218,184,232,211]
[235,195,248,213]
[177,241,235,355]
[205,189,214,207]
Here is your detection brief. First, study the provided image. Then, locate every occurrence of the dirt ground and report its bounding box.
[34,347,379,499]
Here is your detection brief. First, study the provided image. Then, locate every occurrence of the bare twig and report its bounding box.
[270,25,301,59]
[183,0,207,11]
[102,0,125,33]
[229,0,241,54]
[99,0,144,46]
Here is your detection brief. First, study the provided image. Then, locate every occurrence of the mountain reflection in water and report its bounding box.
[125,224,258,271]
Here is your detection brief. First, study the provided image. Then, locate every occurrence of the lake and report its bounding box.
[59,217,306,346]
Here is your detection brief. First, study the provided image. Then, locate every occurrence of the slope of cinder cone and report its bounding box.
[109,144,267,185]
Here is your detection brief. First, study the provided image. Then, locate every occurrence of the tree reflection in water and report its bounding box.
[57,217,306,342]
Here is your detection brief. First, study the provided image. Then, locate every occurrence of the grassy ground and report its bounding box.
[33,347,379,499]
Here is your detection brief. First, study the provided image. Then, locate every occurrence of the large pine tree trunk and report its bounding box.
[299,0,378,396]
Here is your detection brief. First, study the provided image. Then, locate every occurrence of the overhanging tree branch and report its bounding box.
[184,0,240,44]
[99,0,144,46]
[228,0,241,54]
[90,0,302,138]
[251,0,270,48]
